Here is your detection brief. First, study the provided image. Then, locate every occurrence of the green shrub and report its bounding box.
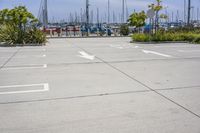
[120,25,130,36]
[132,33,149,42]
[182,33,192,41]
[131,32,200,44]
[0,6,46,46]
[0,25,46,46]
[151,33,169,41]
[168,27,200,34]
[150,33,160,41]
[192,35,200,44]
[24,28,46,44]
[171,33,184,41]
[0,25,19,45]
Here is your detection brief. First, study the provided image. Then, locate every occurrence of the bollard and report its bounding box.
[50,29,52,37]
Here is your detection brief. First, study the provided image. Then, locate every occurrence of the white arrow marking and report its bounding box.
[142,50,172,57]
[78,51,95,60]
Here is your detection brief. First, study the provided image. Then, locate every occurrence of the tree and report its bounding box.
[128,11,147,32]
[0,9,9,24]
[148,0,163,32]
[120,24,130,36]
[0,6,45,45]
[0,6,37,27]
[160,14,168,23]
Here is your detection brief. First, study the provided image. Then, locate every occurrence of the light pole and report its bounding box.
[44,0,48,28]
[187,0,191,26]
[184,0,186,23]
[122,0,125,23]
[191,6,194,22]
[86,0,89,36]
[97,8,99,25]
[197,7,199,22]
[108,0,110,24]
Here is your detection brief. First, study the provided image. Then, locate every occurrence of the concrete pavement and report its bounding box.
[0,37,200,133]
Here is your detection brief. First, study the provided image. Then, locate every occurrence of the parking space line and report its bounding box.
[0,83,49,95]
[1,64,47,70]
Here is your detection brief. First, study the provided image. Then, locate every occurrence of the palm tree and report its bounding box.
[149,0,163,32]
[0,6,42,45]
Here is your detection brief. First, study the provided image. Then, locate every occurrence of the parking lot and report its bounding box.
[0,37,200,133]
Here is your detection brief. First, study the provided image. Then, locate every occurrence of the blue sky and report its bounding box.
[0,0,200,22]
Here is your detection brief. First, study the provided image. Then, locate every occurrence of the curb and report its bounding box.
[130,41,189,44]
[0,43,46,47]
[47,36,131,39]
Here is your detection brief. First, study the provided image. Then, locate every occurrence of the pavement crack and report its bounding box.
[157,85,200,91]
[102,60,200,119]
[68,40,200,119]
[0,48,21,70]
[0,90,151,105]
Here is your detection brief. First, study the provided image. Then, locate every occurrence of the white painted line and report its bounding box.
[34,55,46,58]
[0,83,49,95]
[1,64,47,70]
[178,50,200,53]
[142,50,172,58]
[43,64,47,68]
[78,51,95,60]
[27,55,47,58]
[43,83,49,91]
